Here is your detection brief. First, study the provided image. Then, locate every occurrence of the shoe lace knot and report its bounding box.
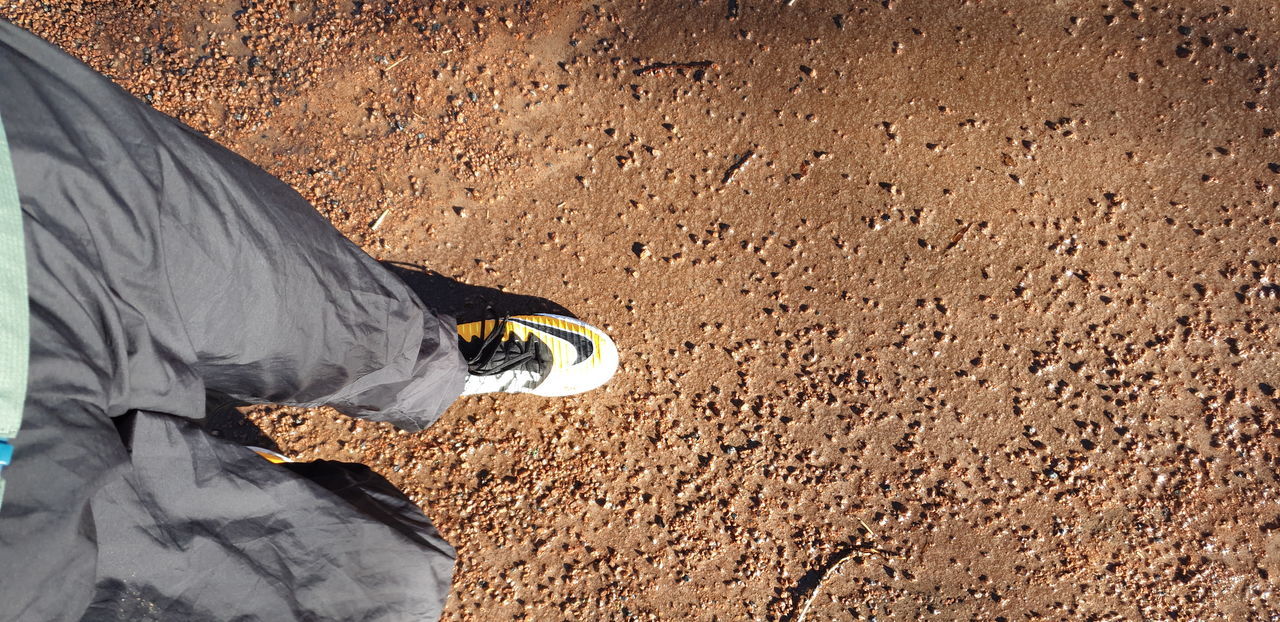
[460,316,552,380]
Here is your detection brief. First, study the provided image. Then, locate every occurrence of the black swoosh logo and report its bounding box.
[509,318,595,365]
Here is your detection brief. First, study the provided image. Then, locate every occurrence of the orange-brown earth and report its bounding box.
[6,0,1280,619]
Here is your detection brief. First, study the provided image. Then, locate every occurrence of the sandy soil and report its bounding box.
[6,0,1280,619]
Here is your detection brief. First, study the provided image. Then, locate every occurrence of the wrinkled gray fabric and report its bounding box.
[0,20,467,622]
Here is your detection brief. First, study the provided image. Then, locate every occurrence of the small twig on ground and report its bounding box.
[722,149,755,184]
[944,222,973,251]
[857,516,878,540]
[795,553,857,622]
[384,56,409,71]
[633,60,717,77]
[792,545,902,622]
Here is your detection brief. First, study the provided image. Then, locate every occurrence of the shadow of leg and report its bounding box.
[203,393,278,448]
[382,261,574,321]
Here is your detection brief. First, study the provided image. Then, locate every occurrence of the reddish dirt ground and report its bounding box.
[7,0,1280,619]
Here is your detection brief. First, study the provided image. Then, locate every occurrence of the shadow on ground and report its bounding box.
[382,261,574,321]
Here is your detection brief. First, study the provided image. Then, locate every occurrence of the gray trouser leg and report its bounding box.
[0,20,465,622]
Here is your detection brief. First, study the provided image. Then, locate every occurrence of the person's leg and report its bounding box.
[0,305,126,621]
[0,20,466,431]
[0,20,463,621]
[86,411,455,622]
[152,123,467,428]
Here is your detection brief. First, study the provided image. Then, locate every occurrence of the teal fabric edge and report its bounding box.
[0,107,29,509]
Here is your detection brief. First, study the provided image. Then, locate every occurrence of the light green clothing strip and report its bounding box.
[0,108,29,506]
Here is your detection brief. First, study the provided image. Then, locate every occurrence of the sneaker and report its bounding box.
[457,314,619,397]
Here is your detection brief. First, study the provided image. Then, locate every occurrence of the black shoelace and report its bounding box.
[460,316,552,378]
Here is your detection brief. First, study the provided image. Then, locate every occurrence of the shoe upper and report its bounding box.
[459,318,553,394]
[457,314,618,397]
